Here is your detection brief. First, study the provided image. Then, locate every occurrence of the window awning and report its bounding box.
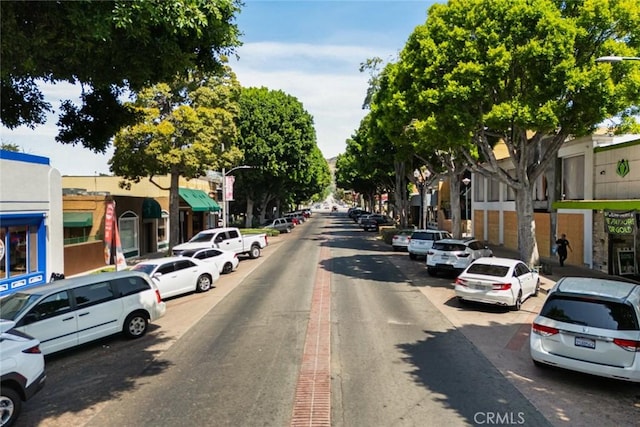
[179,188,221,212]
[142,198,163,219]
[63,212,93,228]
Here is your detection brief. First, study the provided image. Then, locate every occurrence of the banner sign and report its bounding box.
[604,210,636,235]
[104,202,115,264]
[225,175,235,201]
[104,201,127,269]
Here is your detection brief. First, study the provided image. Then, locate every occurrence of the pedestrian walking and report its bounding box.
[555,233,572,267]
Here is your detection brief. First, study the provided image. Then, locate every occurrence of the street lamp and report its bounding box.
[462,177,471,226]
[221,165,254,228]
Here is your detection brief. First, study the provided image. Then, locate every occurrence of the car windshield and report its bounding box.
[433,242,467,251]
[0,292,42,321]
[131,264,156,275]
[411,232,437,240]
[465,263,510,277]
[541,296,639,330]
[188,232,214,243]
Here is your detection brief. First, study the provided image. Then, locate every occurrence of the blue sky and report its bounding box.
[0,0,438,175]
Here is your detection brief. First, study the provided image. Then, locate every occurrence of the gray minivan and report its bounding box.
[0,271,166,355]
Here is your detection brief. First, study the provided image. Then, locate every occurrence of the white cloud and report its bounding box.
[233,41,393,158]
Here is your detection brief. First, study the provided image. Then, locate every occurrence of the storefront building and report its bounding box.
[0,150,64,296]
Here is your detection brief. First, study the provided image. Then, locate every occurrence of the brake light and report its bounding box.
[22,344,42,354]
[532,323,559,337]
[455,278,467,286]
[155,289,163,303]
[492,283,512,290]
[613,338,640,352]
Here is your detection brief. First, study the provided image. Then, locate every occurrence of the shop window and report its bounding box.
[474,176,485,202]
[488,178,501,202]
[0,225,38,279]
[158,210,169,251]
[119,211,139,258]
[562,155,585,200]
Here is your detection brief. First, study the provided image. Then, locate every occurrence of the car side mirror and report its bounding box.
[152,272,163,279]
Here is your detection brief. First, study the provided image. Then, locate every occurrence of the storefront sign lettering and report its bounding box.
[604,210,636,235]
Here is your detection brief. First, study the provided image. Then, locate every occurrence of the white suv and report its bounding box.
[408,229,452,260]
[1,320,46,427]
[426,238,493,276]
[531,277,640,382]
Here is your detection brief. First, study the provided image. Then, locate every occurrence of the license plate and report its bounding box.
[575,337,596,349]
[471,283,488,291]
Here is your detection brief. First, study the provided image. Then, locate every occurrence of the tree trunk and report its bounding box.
[169,171,181,250]
[515,184,540,267]
[245,197,255,228]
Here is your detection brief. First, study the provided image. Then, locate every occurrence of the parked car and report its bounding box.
[407,229,452,260]
[285,212,306,224]
[0,271,167,355]
[172,227,268,259]
[131,256,219,299]
[391,229,414,251]
[454,257,540,311]
[262,218,291,233]
[0,320,46,427]
[284,216,299,228]
[426,238,493,276]
[530,276,640,382]
[361,214,395,231]
[178,248,239,274]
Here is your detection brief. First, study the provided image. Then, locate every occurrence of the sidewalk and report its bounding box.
[487,244,617,294]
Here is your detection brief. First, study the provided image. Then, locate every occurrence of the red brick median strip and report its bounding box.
[290,243,331,427]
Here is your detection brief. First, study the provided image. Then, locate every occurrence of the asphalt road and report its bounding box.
[18,210,640,426]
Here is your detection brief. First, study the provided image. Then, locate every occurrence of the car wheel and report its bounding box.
[533,279,540,297]
[511,291,523,311]
[123,312,148,339]
[427,267,437,276]
[250,245,261,259]
[0,386,21,427]
[196,274,212,292]
[409,253,416,260]
[222,262,233,274]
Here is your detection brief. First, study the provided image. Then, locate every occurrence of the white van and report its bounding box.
[0,271,166,355]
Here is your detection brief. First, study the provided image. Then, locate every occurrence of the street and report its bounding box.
[19,212,640,427]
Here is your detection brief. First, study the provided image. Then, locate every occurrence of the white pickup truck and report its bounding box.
[172,227,268,259]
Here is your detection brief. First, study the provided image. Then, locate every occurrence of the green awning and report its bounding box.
[63,212,93,228]
[142,198,162,219]
[179,188,221,212]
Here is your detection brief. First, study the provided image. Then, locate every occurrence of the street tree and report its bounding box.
[109,68,242,249]
[396,0,640,265]
[235,87,327,226]
[1,0,241,153]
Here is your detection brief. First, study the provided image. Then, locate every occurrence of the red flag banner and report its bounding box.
[113,219,127,271]
[104,202,115,265]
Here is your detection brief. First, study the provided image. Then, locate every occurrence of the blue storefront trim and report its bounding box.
[0,213,48,296]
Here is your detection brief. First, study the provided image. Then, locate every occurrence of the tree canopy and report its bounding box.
[1,0,241,153]
[110,67,242,248]
[235,87,330,225]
